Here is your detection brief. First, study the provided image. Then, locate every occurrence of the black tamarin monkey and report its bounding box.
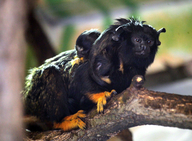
[23,18,166,131]
[23,29,101,131]
[76,29,101,60]
[71,29,101,66]
[106,18,166,93]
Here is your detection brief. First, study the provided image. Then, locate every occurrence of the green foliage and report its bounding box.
[142,7,192,56]
[25,45,38,75]
[43,0,139,18]
[43,0,139,35]
[60,24,76,52]
[87,0,109,14]
[120,0,138,16]
[102,15,113,30]
[33,0,192,66]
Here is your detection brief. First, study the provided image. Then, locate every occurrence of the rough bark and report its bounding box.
[24,75,192,141]
[0,0,27,140]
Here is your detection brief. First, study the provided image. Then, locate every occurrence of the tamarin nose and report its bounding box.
[140,44,146,50]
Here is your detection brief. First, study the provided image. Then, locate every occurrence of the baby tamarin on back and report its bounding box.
[71,29,101,66]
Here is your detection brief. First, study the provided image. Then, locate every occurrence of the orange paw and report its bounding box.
[80,57,84,61]
[87,89,116,113]
[71,57,81,66]
[71,56,85,67]
[53,110,86,131]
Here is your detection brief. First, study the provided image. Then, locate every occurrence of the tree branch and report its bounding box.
[25,75,192,140]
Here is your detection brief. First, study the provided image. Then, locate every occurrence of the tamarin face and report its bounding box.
[111,18,166,68]
[131,32,155,58]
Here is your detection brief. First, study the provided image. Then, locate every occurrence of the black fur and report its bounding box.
[88,18,166,93]
[75,29,100,60]
[23,50,77,122]
[23,18,166,127]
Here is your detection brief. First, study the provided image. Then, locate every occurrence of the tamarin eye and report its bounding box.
[135,38,141,43]
[147,40,151,44]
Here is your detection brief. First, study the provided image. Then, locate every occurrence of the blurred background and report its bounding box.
[25,0,192,140]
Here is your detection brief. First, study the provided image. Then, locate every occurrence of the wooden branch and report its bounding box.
[25,75,192,141]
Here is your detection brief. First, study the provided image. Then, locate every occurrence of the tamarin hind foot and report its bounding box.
[87,89,117,113]
[53,110,86,131]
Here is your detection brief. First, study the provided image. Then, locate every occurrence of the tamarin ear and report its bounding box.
[112,25,125,41]
[156,28,166,46]
[157,28,166,34]
[112,23,133,41]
